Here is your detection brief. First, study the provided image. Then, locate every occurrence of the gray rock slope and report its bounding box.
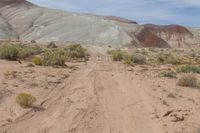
[0,0,200,48]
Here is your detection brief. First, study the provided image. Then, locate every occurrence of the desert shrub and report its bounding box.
[177,74,199,88]
[32,56,42,65]
[132,54,146,64]
[160,71,177,78]
[65,43,87,59]
[0,44,42,61]
[47,41,57,49]
[166,53,181,65]
[16,93,36,108]
[109,49,125,61]
[178,65,200,74]
[0,45,21,60]
[122,54,133,65]
[31,40,36,43]
[41,49,66,66]
[156,53,181,65]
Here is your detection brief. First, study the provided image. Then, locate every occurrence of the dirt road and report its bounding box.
[1,56,200,133]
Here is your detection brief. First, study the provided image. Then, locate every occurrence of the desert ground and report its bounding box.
[0,43,200,133]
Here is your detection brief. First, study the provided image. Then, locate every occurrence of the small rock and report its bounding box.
[167,93,176,99]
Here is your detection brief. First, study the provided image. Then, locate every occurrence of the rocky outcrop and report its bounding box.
[0,0,199,48]
[135,28,170,48]
[143,24,196,48]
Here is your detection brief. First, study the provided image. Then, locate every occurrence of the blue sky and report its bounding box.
[29,0,200,27]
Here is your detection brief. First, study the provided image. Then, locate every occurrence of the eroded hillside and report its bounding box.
[0,0,199,48]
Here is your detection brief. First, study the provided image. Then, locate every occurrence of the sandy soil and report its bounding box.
[0,54,200,133]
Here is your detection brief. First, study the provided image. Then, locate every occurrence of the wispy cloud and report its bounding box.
[29,0,200,27]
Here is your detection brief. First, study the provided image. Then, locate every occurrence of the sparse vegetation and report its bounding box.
[178,65,200,74]
[30,43,89,66]
[156,53,182,65]
[177,74,200,89]
[16,93,36,108]
[108,49,146,65]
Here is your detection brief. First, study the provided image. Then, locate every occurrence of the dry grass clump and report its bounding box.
[160,71,177,78]
[177,74,200,89]
[16,93,36,108]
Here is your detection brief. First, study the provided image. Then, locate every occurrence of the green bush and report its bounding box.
[0,44,42,61]
[132,54,146,64]
[178,65,200,74]
[65,43,87,59]
[42,49,66,66]
[160,71,177,78]
[32,56,42,65]
[177,74,199,88]
[16,93,36,108]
